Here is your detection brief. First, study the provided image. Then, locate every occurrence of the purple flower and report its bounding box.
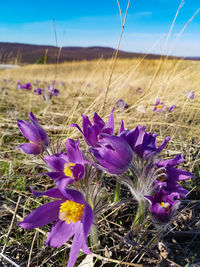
[186,90,195,99]
[16,80,21,85]
[117,122,184,202]
[116,99,129,110]
[71,110,114,147]
[18,187,93,267]
[119,124,145,152]
[136,87,143,94]
[153,99,165,113]
[50,88,59,96]
[48,81,59,96]
[18,82,32,90]
[119,123,193,204]
[136,132,170,159]
[146,188,180,224]
[168,105,176,112]
[120,123,170,159]
[2,78,7,82]
[34,88,42,95]
[89,134,133,175]
[17,112,48,155]
[43,139,86,191]
[156,154,194,197]
[48,80,56,90]
[117,122,193,220]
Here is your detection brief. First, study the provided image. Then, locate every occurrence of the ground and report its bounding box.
[0,58,200,266]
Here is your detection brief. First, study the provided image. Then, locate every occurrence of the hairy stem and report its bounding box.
[134,200,145,226]
[114,181,121,202]
[90,224,99,250]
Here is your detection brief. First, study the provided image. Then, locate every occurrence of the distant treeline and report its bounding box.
[0,42,198,64]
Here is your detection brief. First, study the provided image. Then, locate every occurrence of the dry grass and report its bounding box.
[1,58,200,148]
[1,57,200,266]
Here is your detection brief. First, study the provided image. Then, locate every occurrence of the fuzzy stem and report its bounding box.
[134,200,145,226]
[114,181,121,202]
[146,228,165,250]
[90,224,99,250]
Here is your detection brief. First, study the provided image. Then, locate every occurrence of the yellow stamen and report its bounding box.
[160,202,170,212]
[156,104,163,110]
[64,163,75,177]
[160,202,165,207]
[59,200,84,224]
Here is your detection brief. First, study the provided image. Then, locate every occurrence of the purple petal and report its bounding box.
[119,120,125,133]
[157,137,170,153]
[82,203,93,237]
[30,187,65,199]
[29,112,49,146]
[70,123,84,135]
[48,80,56,90]
[166,167,194,181]
[71,164,85,181]
[44,155,66,172]
[45,220,74,248]
[17,120,41,142]
[55,177,74,194]
[121,125,145,153]
[106,108,115,133]
[90,134,133,174]
[34,88,42,95]
[40,171,62,180]
[116,99,129,110]
[28,112,39,124]
[82,115,101,146]
[168,105,176,112]
[165,181,189,197]
[157,154,184,167]
[67,222,86,267]
[62,189,85,204]
[18,200,62,229]
[17,143,41,155]
[93,113,105,130]
[50,89,59,96]
[82,115,92,132]
[86,124,101,146]
[66,139,84,163]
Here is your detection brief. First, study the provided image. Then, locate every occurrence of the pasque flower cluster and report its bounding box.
[17,80,59,100]
[16,110,193,266]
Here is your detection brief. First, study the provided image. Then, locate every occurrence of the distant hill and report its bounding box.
[0,42,199,64]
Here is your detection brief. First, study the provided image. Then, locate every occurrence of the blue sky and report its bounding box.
[0,0,199,56]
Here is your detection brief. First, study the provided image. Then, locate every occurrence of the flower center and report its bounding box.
[160,201,170,212]
[59,200,84,224]
[156,104,163,110]
[64,163,75,177]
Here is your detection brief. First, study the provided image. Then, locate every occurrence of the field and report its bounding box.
[1,57,200,266]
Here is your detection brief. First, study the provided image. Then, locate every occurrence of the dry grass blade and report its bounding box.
[1,196,21,256]
[0,252,20,267]
[27,231,37,267]
[103,0,131,110]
